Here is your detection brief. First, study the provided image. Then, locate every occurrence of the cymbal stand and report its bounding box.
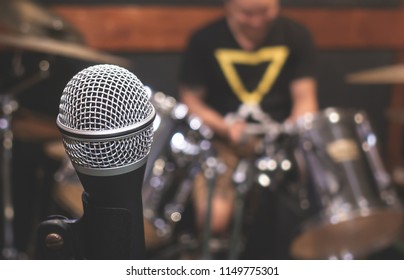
[0,59,49,259]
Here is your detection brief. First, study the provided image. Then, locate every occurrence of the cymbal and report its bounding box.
[346,64,404,84]
[0,0,82,42]
[0,33,131,67]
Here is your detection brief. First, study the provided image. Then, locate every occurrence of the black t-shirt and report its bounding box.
[179,16,316,122]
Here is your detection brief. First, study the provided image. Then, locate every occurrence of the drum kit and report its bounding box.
[136,65,404,259]
[1,0,404,260]
[49,95,404,260]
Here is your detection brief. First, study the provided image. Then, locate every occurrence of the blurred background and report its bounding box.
[1,0,404,260]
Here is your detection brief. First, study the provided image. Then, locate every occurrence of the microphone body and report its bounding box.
[56,64,155,259]
[78,166,146,259]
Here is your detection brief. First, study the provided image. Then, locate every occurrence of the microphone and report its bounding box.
[56,64,155,259]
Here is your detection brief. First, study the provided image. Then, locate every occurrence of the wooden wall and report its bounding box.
[50,5,404,52]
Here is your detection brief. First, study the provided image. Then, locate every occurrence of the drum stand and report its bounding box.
[200,156,221,260]
[0,94,19,259]
[228,158,254,259]
[0,60,49,259]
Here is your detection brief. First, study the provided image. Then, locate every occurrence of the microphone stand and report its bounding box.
[36,190,146,260]
[0,60,49,259]
[35,215,84,260]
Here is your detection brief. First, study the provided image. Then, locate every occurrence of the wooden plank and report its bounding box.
[387,52,404,170]
[49,6,404,52]
[51,6,223,52]
[285,9,404,50]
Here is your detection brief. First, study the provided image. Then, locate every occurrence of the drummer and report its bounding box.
[178,0,318,259]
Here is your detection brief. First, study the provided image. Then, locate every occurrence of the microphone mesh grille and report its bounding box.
[57,64,154,170]
[58,64,153,130]
[61,128,154,169]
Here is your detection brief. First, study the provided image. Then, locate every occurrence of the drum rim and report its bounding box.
[290,207,404,259]
[295,107,369,131]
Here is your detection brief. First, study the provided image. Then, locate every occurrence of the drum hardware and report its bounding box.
[245,118,301,211]
[0,60,50,259]
[6,58,59,141]
[169,117,213,166]
[346,63,404,192]
[143,155,188,249]
[289,108,404,259]
[255,154,296,192]
[161,173,195,231]
[142,151,211,252]
[143,140,217,252]
[228,158,255,259]
[144,91,190,179]
[151,91,180,116]
[141,91,219,255]
[246,109,403,259]
[200,155,226,260]
[161,143,218,230]
[143,127,219,257]
[0,94,18,259]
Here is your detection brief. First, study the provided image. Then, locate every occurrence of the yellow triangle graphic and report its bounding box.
[215,46,289,104]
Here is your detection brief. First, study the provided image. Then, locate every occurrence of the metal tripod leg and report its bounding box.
[0,61,49,259]
[0,95,18,259]
[200,157,219,260]
[228,158,253,259]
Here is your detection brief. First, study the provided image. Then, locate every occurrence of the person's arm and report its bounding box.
[288,21,318,121]
[289,77,318,121]
[179,86,246,144]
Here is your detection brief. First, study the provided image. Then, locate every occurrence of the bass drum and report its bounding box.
[290,108,404,259]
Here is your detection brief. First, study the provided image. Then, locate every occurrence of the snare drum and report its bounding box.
[290,108,404,259]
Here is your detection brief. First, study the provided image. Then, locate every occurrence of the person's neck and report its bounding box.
[228,20,270,51]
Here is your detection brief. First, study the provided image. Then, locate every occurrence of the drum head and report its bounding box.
[290,209,404,259]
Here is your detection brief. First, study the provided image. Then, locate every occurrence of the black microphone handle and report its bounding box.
[76,165,146,260]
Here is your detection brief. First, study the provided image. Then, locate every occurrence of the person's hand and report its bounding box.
[227,120,247,145]
[227,121,262,157]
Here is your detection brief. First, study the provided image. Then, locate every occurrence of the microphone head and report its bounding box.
[57,64,155,176]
